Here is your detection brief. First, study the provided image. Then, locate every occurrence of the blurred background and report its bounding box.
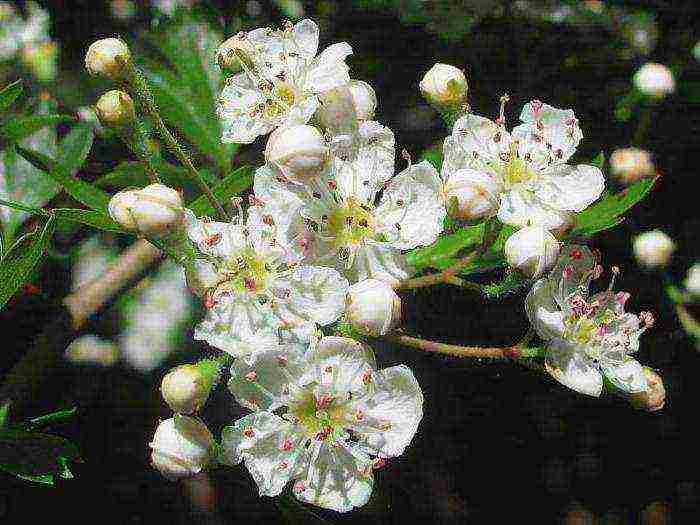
[1,0,700,523]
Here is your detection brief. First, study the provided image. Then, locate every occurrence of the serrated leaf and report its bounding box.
[0,114,73,144]
[58,122,95,176]
[53,209,124,233]
[15,145,110,212]
[18,407,77,432]
[189,166,253,217]
[0,80,23,112]
[570,176,657,238]
[0,216,55,310]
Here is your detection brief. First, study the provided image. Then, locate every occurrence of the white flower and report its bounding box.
[633,62,675,98]
[264,124,329,183]
[84,37,131,80]
[108,183,185,235]
[419,63,468,112]
[504,225,561,279]
[684,263,700,297]
[346,279,402,336]
[525,245,655,397]
[633,230,675,269]
[438,100,605,230]
[348,80,377,121]
[184,208,348,354]
[609,147,655,186]
[150,416,215,480]
[217,19,352,144]
[221,336,423,512]
[254,120,446,285]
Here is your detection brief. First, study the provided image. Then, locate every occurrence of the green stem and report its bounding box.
[384,332,545,360]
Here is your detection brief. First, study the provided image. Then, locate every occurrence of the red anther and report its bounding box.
[355,409,365,421]
[328,180,337,191]
[277,355,289,367]
[362,370,373,385]
[565,117,577,126]
[262,214,275,226]
[570,248,583,260]
[204,295,218,309]
[503,347,522,359]
[563,265,574,280]
[278,460,289,470]
[205,232,222,246]
[243,427,255,438]
[315,393,333,409]
[245,371,258,382]
[531,100,543,114]
[294,481,306,493]
[324,365,333,373]
[616,292,630,306]
[373,458,387,470]
[314,427,332,441]
[23,283,41,295]
[244,277,257,292]
[281,437,294,452]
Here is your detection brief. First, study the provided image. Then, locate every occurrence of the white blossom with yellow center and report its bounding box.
[222,336,423,512]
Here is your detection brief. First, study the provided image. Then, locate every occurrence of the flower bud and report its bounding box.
[65,334,119,367]
[94,90,136,130]
[150,416,215,480]
[630,367,665,412]
[609,147,655,186]
[504,225,561,279]
[108,183,185,235]
[84,37,131,80]
[184,259,221,298]
[685,263,700,297]
[265,124,329,183]
[419,63,468,111]
[443,169,500,221]
[315,85,359,138]
[346,279,402,337]
[161,363,217,414]
[633,62,675,98]
[216,33,256,74]
[348,80,377,121]
[633,230,675,269]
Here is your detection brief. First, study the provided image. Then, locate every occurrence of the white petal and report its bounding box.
[442,167,503,220]
[535,164,605,212]
[497,187,574,231]
[600,357,648,394]
[293,441,373,512]
[545,339,603,397]
[217,73,273,143]
[221,412,306,497]
[186,210,246,258]
[304,336,377,396]
[292,19,320,59]
[305,42,352,94]
[352,241,411,286]
[525,278,566,340]
[517,101,582,164]
[447,114,511,168]
[548,244,598,303]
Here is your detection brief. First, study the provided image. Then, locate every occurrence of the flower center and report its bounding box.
[264,82,296,119]
[503,156,537,188]
[327,197,375,248]
[219,248,274,295]
[288,390,349,442]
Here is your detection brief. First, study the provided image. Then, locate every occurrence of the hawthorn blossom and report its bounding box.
[216,19,352,143]
[184,208,348,354]
[525,245,655,397]
[221,336,423,512]
[438,100,604,230]
[253,121,446,285]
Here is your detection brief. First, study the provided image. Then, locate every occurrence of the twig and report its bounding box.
[384,333,545,360]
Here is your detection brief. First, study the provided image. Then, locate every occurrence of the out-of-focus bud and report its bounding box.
[630,367,665,412]
[633,62,675,98]
[108,183,185,235]
[633,230,675,269]
[215,33,253,74]
[84,37,131,80]
[185,259,221,298]
[161,362,219,414]
[94,90,136,130]
[609,147,655,186]
[65,334,119,367]
[348,80,377,121]
[150,416,215,480]
[685,263,700,297]
[443,170,500,221]
[504,225,561,279]
[419,63,468,112]
[265,124,329,182]
[346,279,402,337]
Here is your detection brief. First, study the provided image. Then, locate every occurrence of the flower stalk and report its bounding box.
[384,333,545,360]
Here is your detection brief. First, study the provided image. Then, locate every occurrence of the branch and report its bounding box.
[384,333,545,360]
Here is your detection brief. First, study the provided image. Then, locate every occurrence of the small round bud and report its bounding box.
[609,147,655,186]
[419,63,468,111]
[633,230,675,269]
[443,169,501,221]
[346,279,402,337]
[633,62,675,98]
[315,85,359,138]
[94,90,136,130]
[631,367,665,412]
[685,264,700,297]
[161,364,216,414]
[504,225,561,279]
[85,37,131,80]
[265,124,329,183]
[108,183,184,235]
[348,80,377,121]
[150,416,215,480]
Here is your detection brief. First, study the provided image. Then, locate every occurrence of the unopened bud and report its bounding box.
[346,279,402,337]
[631,367,665,412]
[315,85,359,139]
[150,416,215,480]
[685,263,700,297]
[85,37,131,80]
[633,230,675,269]
[609,147,655,186]
[161,363,218,414]
[443,169,501,221]
[215,33,253,74]
[108,183,185,235]
[419,63,468,112]
[504,225,561,279]
[633,62,675,98]
[265,124,329,183]
[348,80,377,121]
[94,90,135,130]
[185,259,220,297]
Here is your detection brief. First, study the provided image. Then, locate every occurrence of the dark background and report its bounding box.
[2,0,700,523]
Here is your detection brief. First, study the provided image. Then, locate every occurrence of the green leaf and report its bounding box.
[0,197,48,217]
[53,209,124,233]
[482,270,527,300]
[96,159,217,196]
[0,114,73,144]
[17,408,78,432]
[58,122,95,176]
[408,223,485,272]
[421,145,443,171]
[570,177,657,238]
[0,216,55,311]
[0,80,23,112]
[15,145,110,212]
[189,166,253,217]
[0,403,9,428]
